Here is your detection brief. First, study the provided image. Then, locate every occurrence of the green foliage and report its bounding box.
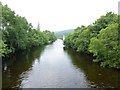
[64,12,119,69]
[89,23,120,69]
[0,40,12,57]
[28,29,49,47]
[43,30,57,43]
[64,25,92,53]
[1,4,56,56]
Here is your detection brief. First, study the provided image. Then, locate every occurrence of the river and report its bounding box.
[2,39,120,88]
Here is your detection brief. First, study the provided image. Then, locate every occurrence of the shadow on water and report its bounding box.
[2,46,45,88]
[63,47,120,88]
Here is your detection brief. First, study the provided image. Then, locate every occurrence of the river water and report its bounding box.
[2,39,120,88]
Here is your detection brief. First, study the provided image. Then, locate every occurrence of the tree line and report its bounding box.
[0,4,57,57]
[64,12,120,69]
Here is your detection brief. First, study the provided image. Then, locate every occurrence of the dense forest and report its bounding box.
[0,4,57,57]
[64,12,120,69]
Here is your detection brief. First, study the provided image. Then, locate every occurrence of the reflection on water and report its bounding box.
[2,39,120,88]
[2,46,45,88]
[64,48,120,88]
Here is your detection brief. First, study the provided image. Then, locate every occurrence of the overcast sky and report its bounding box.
[1,0,119,31]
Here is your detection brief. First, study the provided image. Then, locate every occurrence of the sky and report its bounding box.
[1,0,119,31]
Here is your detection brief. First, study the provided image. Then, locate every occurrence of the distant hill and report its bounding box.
[54,29,74,39]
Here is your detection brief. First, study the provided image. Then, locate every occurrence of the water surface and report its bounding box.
[2,39,120,88]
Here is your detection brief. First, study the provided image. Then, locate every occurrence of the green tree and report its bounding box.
[1,3,56,57]
[89,23,120,69]
[0,40,12,57]
[43,30,57,43]
[64,12,119,69]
